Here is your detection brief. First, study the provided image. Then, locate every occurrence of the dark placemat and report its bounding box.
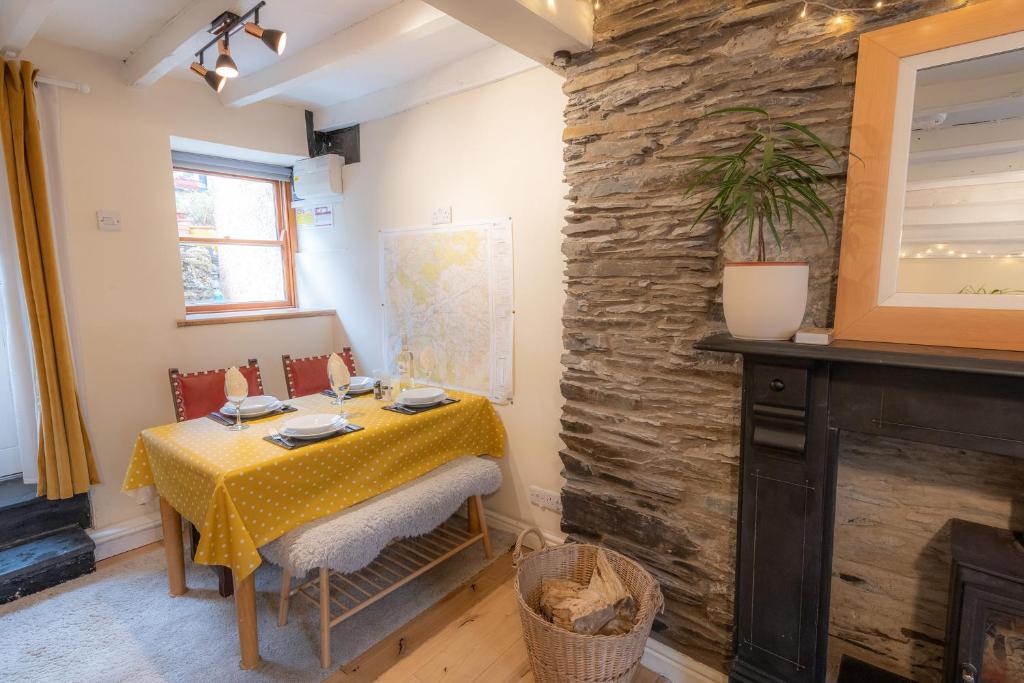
[207,404,297,426]
[263,423,364,450]
[382,397,460,415]
[321,387,374,398]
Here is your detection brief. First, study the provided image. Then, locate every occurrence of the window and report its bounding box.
[173,168,296,312]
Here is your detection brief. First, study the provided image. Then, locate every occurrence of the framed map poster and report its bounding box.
[379,218,513,402]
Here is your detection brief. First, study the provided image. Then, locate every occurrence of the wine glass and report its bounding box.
[331,374,351,419]
[418,347,437,386]
[224,377,249,431]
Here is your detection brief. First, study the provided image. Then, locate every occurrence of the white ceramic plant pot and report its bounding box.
[723,262,809,341]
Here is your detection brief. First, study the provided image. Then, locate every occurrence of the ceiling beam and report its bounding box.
[421,0,593,68]
[122,0,258,88]
[0,0,57,56]
[221,1,455,108]
[314,44,537,130]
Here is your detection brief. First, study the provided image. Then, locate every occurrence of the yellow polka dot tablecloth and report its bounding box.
[122,391,506,581]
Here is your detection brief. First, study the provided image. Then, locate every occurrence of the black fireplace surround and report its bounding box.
[696,334,1024,683]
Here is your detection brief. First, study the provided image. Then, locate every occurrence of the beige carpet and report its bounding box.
[0,523,513,683]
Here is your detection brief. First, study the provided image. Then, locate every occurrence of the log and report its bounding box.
[537,550,639,635]
[539,578,585,621]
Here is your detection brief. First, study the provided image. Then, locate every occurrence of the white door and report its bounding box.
[0,279,23,478]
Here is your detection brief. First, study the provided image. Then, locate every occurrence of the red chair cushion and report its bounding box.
[173,366,262,421]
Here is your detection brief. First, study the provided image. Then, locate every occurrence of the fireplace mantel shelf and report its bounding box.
[696,332,1024,378]
[691,332,1024,683]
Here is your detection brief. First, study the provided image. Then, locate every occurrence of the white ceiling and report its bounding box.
[33,0,502,109]
[38,0,196,59]
[277,22,494,106]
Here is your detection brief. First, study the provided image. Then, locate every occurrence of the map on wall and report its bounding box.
[380,219,513,402]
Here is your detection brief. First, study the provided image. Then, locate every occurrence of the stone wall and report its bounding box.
[557,0,1016,675]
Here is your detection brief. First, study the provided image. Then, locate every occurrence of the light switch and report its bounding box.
[96,210,121,232]
[431,206,452,225]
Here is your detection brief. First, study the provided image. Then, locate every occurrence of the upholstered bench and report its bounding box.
[261,455,502,667]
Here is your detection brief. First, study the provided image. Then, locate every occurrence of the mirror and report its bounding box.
[834,2,1024,350]
[894,48,1024,301]
[876,30,1024,311]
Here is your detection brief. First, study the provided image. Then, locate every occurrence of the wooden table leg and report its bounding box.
[235,572,260,669]
[159,496,187,596]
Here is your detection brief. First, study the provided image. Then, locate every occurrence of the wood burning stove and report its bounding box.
[945,519,1024,683]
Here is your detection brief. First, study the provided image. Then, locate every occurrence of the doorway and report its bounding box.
[0,278,22,479]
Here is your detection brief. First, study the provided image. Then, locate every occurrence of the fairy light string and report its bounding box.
[798,1,886,24]
[798,0,971,24]
[590,1,972,26]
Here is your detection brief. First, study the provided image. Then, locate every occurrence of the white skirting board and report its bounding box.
[641,638,728,683]
[482,507,727,683]
[87,511,163,562]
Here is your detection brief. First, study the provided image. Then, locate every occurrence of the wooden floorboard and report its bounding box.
[327,551,668,683]
[101,544,667,682]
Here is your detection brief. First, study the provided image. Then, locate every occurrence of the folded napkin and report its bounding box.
[224,366,248,401]
[327,353,351,390]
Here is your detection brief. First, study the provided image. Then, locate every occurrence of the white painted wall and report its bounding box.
[21,39,336,530]
[19,38,568,539]
[304,66,569,534]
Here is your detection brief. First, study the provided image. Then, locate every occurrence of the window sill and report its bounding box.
[176,308,336,328]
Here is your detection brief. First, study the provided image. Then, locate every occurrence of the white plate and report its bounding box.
[281,413,347,437]
[221,395,281,417]
[282,424,348,440]
[397,387,447,407]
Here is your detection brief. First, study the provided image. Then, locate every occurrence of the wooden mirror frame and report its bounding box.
[834,0,1024,351]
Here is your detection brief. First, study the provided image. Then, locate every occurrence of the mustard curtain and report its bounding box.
[0,60,98,499]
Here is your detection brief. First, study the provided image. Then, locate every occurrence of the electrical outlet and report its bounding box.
[529,485,563,513]
[431,206,452,225]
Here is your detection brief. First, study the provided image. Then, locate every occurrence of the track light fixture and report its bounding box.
[215,37,239,78]
[244,6,287,55]
[244,23,287,54]
[191,1,286,92]
[190,60,227,92]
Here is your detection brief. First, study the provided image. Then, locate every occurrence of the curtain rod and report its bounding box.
[35,75,90,94]
[3,51,90,93]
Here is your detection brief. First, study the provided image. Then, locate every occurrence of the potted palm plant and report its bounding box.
[684,107,846,340]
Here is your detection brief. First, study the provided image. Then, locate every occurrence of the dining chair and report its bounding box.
[166,358,264,597]
[281,348,356,399]
[168,358,264,422]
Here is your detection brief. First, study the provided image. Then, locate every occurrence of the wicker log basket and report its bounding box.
[513,528,664,683]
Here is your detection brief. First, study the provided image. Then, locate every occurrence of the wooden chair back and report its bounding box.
[168,359,264,422]
[281,348,356,399]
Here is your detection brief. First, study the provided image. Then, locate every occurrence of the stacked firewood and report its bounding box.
[537,550,638,635]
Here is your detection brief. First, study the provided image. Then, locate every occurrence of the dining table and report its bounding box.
[122,389,506,669]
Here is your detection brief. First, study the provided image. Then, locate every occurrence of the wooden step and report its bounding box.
[0,479,91,546]
[0,526,96,604]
